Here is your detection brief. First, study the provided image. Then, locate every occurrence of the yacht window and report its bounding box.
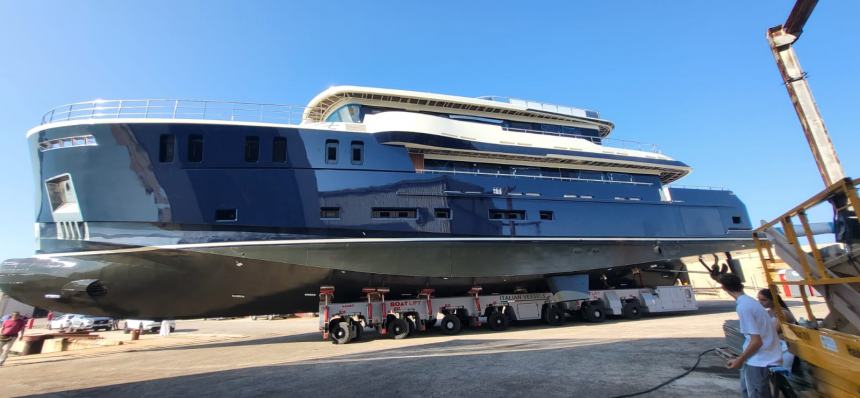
[489,209,526,220]
[325,104,362,123]
[540,124,561,134]
[512,166,540,176]
[541,168,562,178]
[320,207,341,219]
[434,208,451,219]
[159,134,175,163]
[732,216,742,224]
[215,209,237,222]
[608,173,632,182]
[325,139,338,164]
[448,114,503,125]
[244,136,260,162]
[372,208,417,219]
[507,121,534,131]
[272,137,287,163]
[560,169,578,179]
[188,135,203,162]
[579,171,603,181]
[351,141,364,165]
[539,211,554,220]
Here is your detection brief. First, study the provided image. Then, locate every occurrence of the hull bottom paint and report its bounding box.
[0,238,750,318]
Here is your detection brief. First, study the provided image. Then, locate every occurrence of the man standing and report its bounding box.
[719,273,782,398]
[0,312,27,366]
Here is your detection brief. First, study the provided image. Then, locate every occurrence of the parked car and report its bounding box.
[123,319,176,334]
[48,313,77,331]
[71,316,114,332]
[250,314,287,320]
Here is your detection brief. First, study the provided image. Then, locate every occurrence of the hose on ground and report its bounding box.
[608,348,717,398]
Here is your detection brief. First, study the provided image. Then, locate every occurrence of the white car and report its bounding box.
[123,319,176,334]
[48,314,78,331]
[70,316,114,332]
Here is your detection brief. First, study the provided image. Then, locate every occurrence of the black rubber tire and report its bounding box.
[582,304,606,323]
[351,322,363,341]
[455,311,470,329]
[440,314,462,335]
[390,318,410,340]
[504,306,517,324]
[543,305,565,326]
[405,317,417,336]
[331,321,352,344]
[621,302,642,319]
[487,311,509,331]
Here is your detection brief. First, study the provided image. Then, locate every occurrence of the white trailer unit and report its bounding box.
[318,285,697,344]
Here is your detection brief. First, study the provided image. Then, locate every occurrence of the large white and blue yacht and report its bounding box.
[0,86,752,318]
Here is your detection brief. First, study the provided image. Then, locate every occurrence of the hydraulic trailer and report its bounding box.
[318,285,697,344]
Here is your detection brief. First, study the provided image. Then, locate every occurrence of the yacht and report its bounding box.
[0,86,752,318]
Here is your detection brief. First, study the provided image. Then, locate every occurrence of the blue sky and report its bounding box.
[0,1,857,261]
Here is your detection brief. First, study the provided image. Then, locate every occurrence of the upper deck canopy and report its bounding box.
[303,86,615,137]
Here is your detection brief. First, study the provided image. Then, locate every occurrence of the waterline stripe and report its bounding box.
[32,236,752,259]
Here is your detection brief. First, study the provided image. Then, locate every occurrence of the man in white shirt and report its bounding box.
[719,273,782,398]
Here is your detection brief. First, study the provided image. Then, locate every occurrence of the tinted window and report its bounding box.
[325,140,338,164]
[188,135,203,162]
[579,171,603,180]
[351,141,364,165]
[245,136,260,162]
[272,137,287,163]
[608,173,632,182]
[540,211,554,220]
[372,208,417,219]
[159,134,175,162]
[215,208,237,222]
[320,207,341,219]
[489,210,526,220]
[434,208,451,219]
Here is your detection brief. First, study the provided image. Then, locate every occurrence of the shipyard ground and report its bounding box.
[2,296,824,398]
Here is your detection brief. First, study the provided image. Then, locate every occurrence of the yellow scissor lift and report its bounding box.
[753,179,860,397]
[753,1,860,396]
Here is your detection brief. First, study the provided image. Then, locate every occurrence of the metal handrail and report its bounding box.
[40,99,656,154]
[40,99,310,126]
[416,168,655,186]
[502,126,661,153]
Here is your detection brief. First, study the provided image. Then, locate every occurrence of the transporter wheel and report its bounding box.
[543,305,565,326]
[487,311,509,331]
[405,316,417,336]
[504,306,517,325]
[390,318,410,340]
[621,302,642,319]
[440,314,462,335]
[582,303,606,323]
[331,321,352,344]
[351,321,363,341]
[455,310,470,328]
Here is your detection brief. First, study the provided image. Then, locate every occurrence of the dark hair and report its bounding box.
[758,288,788,309]
[718,273,744,293]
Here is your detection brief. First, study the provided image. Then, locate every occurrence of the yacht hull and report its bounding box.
[1,237,749,318]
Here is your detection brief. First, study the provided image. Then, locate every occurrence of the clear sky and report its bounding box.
[0,1,858,262]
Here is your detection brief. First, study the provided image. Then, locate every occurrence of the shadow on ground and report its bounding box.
[25,336,739,398]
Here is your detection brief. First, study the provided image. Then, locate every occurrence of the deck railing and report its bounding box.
[502,126,660,153]
[41,99,309,126]
[40,99,659,154]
